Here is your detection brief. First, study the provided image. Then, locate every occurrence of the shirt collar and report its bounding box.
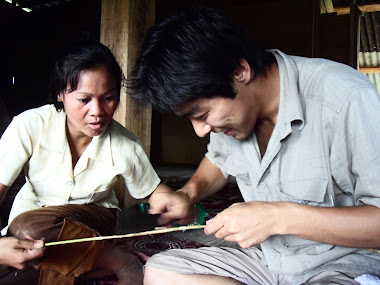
[39,108,67,153]
[86,124,114,166]
[38,108,114,167]
[270,50,305,137]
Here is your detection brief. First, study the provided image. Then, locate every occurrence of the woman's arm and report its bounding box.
[147,157,227,226]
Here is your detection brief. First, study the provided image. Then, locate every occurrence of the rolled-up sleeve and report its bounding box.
[0,117,33,186]
[330,87,380,207]
[205,132,230,180]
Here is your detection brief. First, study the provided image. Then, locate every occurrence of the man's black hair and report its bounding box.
[128,5,275,113]
[48,42,124,111]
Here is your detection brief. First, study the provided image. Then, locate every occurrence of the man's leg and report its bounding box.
[144,266,243,285]
[144,246,276,285]
[301,271,361,285]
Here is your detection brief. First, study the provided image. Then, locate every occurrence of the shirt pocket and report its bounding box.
[278,178,328,205]
[88,184,115,204]
[224,155,251,185]
[275,155,329,205]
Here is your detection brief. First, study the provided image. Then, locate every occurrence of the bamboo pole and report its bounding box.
[45,225,206,247]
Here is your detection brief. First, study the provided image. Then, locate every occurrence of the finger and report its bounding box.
[148,204,166,215]
[24,234,34,240]
[223,233,254,248]
[212,225,234,239]
[18,239,44,250]
[204,215,225,235]
[157,212,179,225]
[174,215,198,226]
[24,247,45,259]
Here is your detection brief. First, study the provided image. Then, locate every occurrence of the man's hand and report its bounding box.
[0,235,45,269]
[205,201,280,248]
[148,184,197,227]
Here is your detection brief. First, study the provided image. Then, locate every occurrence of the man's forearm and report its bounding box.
[178,157,228,204]
[277,203,380,248]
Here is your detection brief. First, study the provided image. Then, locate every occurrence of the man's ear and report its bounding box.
[234,59,252,84]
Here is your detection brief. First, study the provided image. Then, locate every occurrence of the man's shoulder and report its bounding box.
[287,54,377,109]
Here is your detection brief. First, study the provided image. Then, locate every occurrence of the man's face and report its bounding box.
[175,93,257,140]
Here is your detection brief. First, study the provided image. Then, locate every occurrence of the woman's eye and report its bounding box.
[79,98,89,103]
[105,96,115,101]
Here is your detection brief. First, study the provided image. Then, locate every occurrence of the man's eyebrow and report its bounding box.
[178,104,202,118]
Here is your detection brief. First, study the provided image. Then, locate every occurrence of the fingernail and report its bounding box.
[35,241,44,248]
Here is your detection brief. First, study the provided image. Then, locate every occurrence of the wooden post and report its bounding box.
[100,0,155,157]
[100,0,155,208]
[349,0,360,69]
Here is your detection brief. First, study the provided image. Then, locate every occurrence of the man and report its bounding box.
[128,5,380,285]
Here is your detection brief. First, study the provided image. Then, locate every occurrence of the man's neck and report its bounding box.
[253,62,280,126]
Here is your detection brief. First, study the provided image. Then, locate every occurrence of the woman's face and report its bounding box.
[58,65,119,140]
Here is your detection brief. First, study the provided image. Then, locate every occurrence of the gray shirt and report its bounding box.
[206,50,380,283]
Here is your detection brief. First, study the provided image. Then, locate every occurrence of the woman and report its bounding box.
[0,42,194,285]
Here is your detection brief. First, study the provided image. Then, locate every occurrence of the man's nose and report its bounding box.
[191,119,212,137]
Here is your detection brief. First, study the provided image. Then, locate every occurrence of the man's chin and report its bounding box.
[233,132,252,140]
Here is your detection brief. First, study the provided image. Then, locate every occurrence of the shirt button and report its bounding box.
[284,243,289,248]
[66,181,73,186]
[259,182,266,188]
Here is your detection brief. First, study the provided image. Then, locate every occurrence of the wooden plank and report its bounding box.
[335,3,380,15]
[320,0,335,13]
[359,66,380,73]
[100,0,154,157]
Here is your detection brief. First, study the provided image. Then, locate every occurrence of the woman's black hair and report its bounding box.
[48,42,124,111]
[128,5,275,113]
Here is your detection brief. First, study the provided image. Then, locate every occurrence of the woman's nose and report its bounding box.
[90,100,104,116]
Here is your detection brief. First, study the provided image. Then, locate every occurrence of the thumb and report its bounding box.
[23,235,45,249]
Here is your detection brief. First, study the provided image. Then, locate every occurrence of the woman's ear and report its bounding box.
[57,93,63,102]
[234,59,252,84]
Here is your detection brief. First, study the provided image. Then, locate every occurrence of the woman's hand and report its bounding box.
[147,184,197,227]
[0,235,45,269]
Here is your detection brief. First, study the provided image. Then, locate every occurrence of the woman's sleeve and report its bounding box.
[0,116,33,186]
[121,142,160,199]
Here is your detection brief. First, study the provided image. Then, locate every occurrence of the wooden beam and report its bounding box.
[100,0,155,208]
[334,3,380,15]
[313,0,321,57]
[349,0,360,69]
[100,0,155,157]
[320,0,335,13]
[359,66,380,73]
